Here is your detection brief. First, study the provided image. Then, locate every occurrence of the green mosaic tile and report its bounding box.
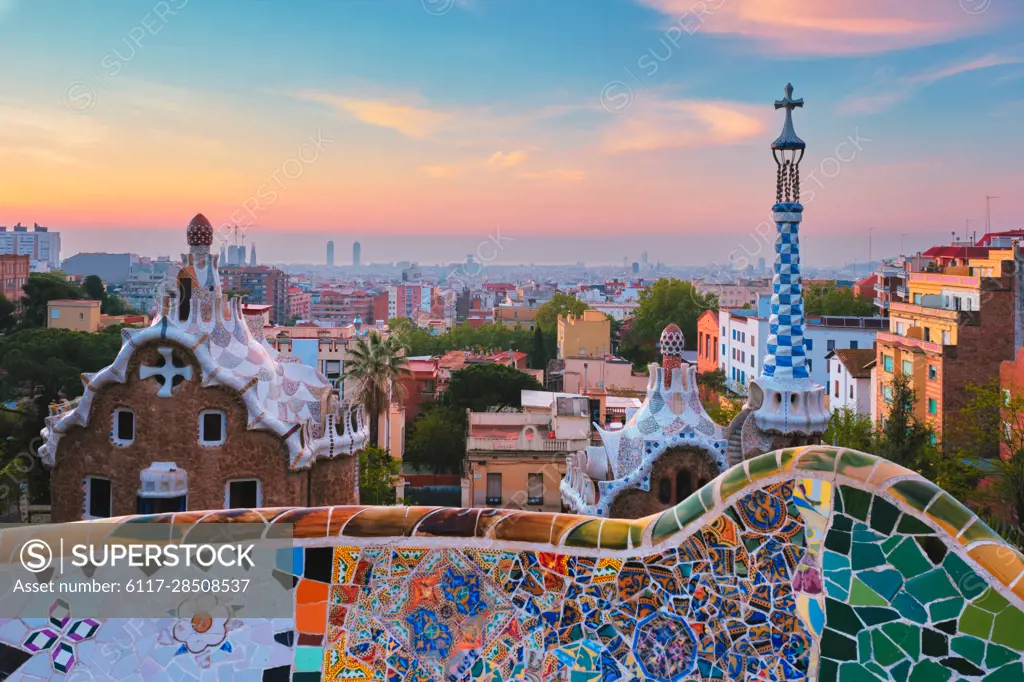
[827,579,851,601]
[821,628,859,661]
[917,536,949,565]
[827,568,853,591]
[698,480,717,511]
[746,451,779,481]
[839,661,885,682]
[983,662,1024,682]
[849,576,889,606]
[870,496,901,535]
[907,658,952,682]
[778,447,800,473]
[942,657,984,677]
[960,517,1006,545]
[929,596,965,623]
[650,509,682,545]
[564,519,602,548]
[671,491,704,528]
[889,537,934,579]
[852,542,887,570]
[598,519,630,550]
[857,629,873,665]
[826,530,852,555]
[832,513,853,532]
[836,448,876,476]
[871,628,906,667]
[892,592,929,624]
[819,658,839,682]
[826,598,863,636]
[799,446,840,472]
[905,568,959,604]
[943,551,986,600]
[991,606,1024,651]
[824,551,851,571]
[856,606,901,626]
[717,464,751,500]
[891,660,911,682]
[883,621,921,660]
[897,514,935,535]
[890,479,940,513]
[924,493,975,535]
[959,605,995,639]
[921,628,949,657]
[853,527,886,543]
[975,587,1011,614]
[950,635,985,666]
[985,642,1019,669]
[882,535,903,554]
[859,569,904,601]
[864,661,888,679]
[841,485,873,521]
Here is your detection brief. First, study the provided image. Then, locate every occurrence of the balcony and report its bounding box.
[896,285,909,298]
[873,297,890,309]
[466,436,590,453]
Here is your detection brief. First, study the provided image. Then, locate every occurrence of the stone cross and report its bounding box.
[775,82,803,113]
[140,347,192,398]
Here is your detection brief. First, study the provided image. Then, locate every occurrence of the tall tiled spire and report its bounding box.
[746,84,828,436]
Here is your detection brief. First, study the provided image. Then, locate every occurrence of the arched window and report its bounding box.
[676,470,694,504]
[178,276,192,321]
[658,478,671,504]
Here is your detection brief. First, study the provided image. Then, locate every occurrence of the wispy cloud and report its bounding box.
[295,92,451,139]
[488,150,527,168]
[635,0,1011,55]
[420,164,462,178]
[840,53,1024,114]
[518,169,585,181]
[601,97,766,153]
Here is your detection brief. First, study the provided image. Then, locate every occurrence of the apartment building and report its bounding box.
[874,242,1021,443]
[694,278,771,308]
[825,348,875,416]
[0,254,29,303]
[696,309,720,374]
[311,289,373,325]
[557,309,611,359]
[219,265,288,324]
[493,303,539,330]
[0,223,61,269]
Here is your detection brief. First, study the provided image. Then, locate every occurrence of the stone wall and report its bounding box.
[50,341,355,522]
[9,446,1024,681]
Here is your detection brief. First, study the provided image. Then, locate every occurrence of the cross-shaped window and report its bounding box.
[140,347,193,398]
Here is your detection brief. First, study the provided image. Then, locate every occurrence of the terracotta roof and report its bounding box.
[922,245,990,259]
[829,348,876,379]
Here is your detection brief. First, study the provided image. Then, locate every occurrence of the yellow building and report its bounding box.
[557,309,611,359]
[47,299,102,332]
[493,304,538,330]
[464,394,591,512]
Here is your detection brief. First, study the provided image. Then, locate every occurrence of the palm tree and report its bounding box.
[343,331,410,448]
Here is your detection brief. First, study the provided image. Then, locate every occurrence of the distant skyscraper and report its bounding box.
[249,242,257,266]
[641,251,648,266]
[327,241,335,267]
[758,257,767,276]
[631,261,640,274]
[352,241,361,266]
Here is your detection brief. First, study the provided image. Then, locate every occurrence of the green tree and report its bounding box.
[530,325,548,372]
[535,293,588,332]
[404,405,466,474]
[876,373,933,469]
[358,445,401,505]
[620,279,717,367]
[446,363,543,413]
[0,294,16,333]
[82,275,105,301]
[343,331,410,448]
[388,317,414,337]
[804,283,876,316]
[696,369,727,401]
[19,273,83,328]
[824,408,875,451]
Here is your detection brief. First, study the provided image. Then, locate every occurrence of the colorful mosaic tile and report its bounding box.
[2,447,1024,680]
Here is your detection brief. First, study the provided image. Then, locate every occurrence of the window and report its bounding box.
[86,476,112,519]
[928,398,937,415]
[929,365,937,380]
[805,339,813,351]
[751,335,755,347]
[1005,389,1012,407]
[883,355,894,372]
[225,479,261,509]
[849,385,854,399]
[923,327,931,342]
[929,433,938,446]
[826,339,836,351]
[850,341,858,350]
[486,473,502,505]
[137,496,186,514]
[914,293,922,305]
[113,408,135,445]
[834,381,840,398]
[51,309,59,319]
[324,360,341,378]
[721,343,726,357]
[750,355,755,368]
[527,473,544,505]
[942,330,951,345]
[882,385,894,403]
[902,360,913,375]
[896,322,904,335]
[79,312,84,320]
[658,478,671,504]
[199,410,226,446]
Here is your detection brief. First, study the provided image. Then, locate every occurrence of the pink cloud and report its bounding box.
[601,98,766,153]
[635,0,1008,55]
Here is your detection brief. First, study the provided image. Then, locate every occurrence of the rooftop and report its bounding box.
[827,348,876,379]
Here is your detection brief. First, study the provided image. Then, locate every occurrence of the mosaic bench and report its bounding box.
[1,445,1023,681]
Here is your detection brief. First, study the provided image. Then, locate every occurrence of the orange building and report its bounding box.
[0,254,29,303]
[875,243,1020,445]
[1000,346,1024,461]
[696,309,720,375]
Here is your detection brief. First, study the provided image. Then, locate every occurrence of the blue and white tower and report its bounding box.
[747,84,828,437]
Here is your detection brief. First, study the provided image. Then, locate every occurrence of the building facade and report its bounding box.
[0,223,61,269]
[311,289,374,325]
[694,278,771,308]
[62,253,138,285]
[46,299,102,332]
[557,309,611,359]
[493,303,538,329]
[0,254,29,303]
[286,287,313,321]
[695,309,719,374]
[39,214,368,522]
[825,348,875,416]
[219,265,288,324]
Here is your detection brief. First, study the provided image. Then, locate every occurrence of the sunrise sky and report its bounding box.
[1,0,1022,265]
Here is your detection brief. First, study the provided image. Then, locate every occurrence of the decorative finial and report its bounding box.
[771,83,806,151]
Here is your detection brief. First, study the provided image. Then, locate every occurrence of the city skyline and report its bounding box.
[1,0,1022,257]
